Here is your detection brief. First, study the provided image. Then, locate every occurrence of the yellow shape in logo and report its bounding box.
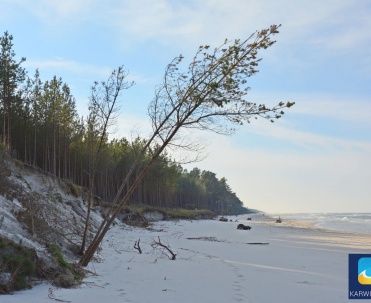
[358,270,371,285]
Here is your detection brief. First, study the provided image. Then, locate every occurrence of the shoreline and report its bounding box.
[246,213,319,229]
[243,213,371,251]
[263,212,371,235]
[253,212,371,234]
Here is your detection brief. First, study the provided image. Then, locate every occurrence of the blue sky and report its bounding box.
[1,0,370,213]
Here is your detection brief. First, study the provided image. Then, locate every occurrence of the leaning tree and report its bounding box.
[80,24,294,266]
[79,66,134,255]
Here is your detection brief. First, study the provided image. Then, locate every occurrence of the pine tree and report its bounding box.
[0,31,26,148]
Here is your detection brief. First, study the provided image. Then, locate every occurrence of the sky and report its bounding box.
[1,0,370,213]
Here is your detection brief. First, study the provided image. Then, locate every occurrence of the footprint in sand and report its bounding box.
[227,264,248,302]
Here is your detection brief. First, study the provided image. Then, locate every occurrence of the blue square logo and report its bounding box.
[359,258,371,285]
[349,254,371,299]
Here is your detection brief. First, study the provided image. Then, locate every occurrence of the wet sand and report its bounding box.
[251,213,371,251]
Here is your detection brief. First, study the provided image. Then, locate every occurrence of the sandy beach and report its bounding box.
[2,214,370,303]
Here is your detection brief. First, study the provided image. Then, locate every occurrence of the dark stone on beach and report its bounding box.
[237,224,251,230]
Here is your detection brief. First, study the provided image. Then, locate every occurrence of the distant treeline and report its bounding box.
[0,31,248,214]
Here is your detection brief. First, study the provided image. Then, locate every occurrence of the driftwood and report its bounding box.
[151,237,176,260]
[134,239,142,254]
[246,242,269,245]
[186,236,219,242]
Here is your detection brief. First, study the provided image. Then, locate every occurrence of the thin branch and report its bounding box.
[151,237,176,260]
[134,239,142,254]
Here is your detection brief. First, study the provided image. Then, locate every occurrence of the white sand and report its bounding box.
[2,214,370,303]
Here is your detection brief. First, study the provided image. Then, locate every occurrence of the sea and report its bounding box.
[273,213,371,234]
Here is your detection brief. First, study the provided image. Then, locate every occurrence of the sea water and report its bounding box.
[277,213,371,234]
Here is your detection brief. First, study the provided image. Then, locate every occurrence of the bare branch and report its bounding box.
[134,239,142,254]
[151,237,176,260]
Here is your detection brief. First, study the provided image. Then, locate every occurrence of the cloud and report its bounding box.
[293,98,371,128]
[246,121,371,153]
[107,0,370,54]
[181,87,371,212]
[248,90,371,128]
[24,58,111,77]
[5,0,98,24]
[4,0,370,52]
[189,132,371,213]
[4,1,370,64]
[308,4,371,53]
